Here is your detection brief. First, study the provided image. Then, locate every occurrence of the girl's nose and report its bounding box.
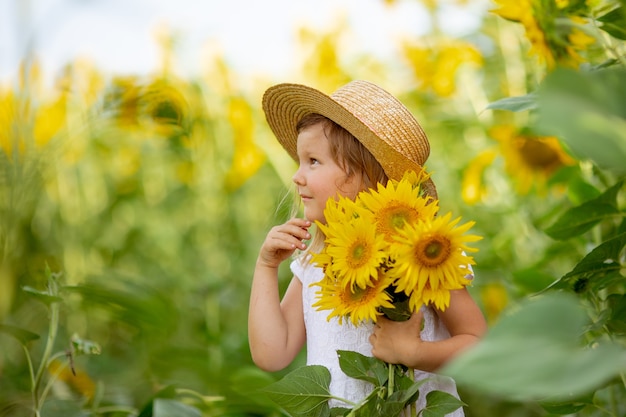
[292,168,305,186]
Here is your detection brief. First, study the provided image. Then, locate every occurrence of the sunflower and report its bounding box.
[391,212,481,311]
[491,125,576,194]
[312,269,396,325]
[316,194,364,240]
[491,0,595,69]
[359,177,439,242]
[419,284,453,312]
[324,211,387,290]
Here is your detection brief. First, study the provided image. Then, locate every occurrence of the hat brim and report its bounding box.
[262,83,437,199]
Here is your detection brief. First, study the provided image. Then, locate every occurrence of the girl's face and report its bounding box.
[292,123,363,223]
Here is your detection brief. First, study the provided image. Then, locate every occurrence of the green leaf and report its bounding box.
[230,366,279,409]
[22,286,63,305]
[262,365,332,417]
[486,94,538,112]
[442,293,626,401]
[330,407,351,417]
[0,324,40,345]
[153,399,202,417]
[561,231,626,285]
[382,382,423,415]
[421,390,465,417]
[544,181,622,240]
[536,68,626,174]
[598,6,626,40]
[337,350,388,386]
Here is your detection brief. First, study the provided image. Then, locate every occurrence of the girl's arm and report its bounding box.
[248,218,310,372]
[369,288,487,372]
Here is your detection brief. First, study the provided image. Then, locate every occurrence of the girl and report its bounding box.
[248,80,487,415]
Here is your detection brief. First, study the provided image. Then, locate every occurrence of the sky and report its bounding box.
[1,0,487,82]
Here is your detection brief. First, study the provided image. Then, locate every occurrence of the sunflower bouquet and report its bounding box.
[311,170,481,325]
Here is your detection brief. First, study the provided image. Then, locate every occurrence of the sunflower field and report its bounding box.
[1,0,625,416]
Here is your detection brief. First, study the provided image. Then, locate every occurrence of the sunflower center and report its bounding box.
[348,240,370,268]
[377,203,420,238]
[416,235,451,266]
[517,138,562,172]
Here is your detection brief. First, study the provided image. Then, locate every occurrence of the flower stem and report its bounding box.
[388,363,395,398]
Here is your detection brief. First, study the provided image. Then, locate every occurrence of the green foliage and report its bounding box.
[263,351,460,417]
[443,293,626,401]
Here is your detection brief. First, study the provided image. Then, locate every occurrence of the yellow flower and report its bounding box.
[391,212,480,311]
[481,282,509,323]
[491,0,595,68]
[461,149,498,205]
[316,194,366,239]
[403,40,482,97]
[323,206,386,290]
[491,125,576,194]
[359,176,439,242]
[224,97,266,190]
[312,269,395,325]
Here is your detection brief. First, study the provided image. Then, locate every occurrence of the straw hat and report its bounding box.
[262,80,437,198]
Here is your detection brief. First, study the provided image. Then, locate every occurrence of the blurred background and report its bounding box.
[1,0,625,416]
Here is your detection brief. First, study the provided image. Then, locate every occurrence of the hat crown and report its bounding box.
[330,80,430,167]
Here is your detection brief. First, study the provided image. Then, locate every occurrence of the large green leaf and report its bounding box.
[544,181,623,240]
[262,365,332,417]
[536,68,626,174]
[421,390,465,417]
[442,293,626,401]
[337,350,388,386]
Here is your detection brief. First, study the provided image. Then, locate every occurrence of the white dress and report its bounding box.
[292,257,465,416]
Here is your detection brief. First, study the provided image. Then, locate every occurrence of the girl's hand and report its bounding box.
[257,218,311,269]
[370,311,424,365]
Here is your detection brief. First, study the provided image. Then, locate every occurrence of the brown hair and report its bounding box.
[294,113,388,252]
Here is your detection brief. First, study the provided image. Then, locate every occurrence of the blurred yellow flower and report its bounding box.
[224,97,266,190]
[403,39,483,97]
[491,0,595,68]
[298,24,351,92]
[491,125,576,194]
[33,95,67,148]
[48,359,96,400]
[462,149,498,205]
[142,78,189,136]
[480,282,509,323]
[0,72,67,156]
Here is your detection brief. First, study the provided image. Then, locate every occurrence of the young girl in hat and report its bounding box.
[248,80,487,415]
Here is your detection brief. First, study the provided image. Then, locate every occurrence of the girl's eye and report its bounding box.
[310,158,319,165]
